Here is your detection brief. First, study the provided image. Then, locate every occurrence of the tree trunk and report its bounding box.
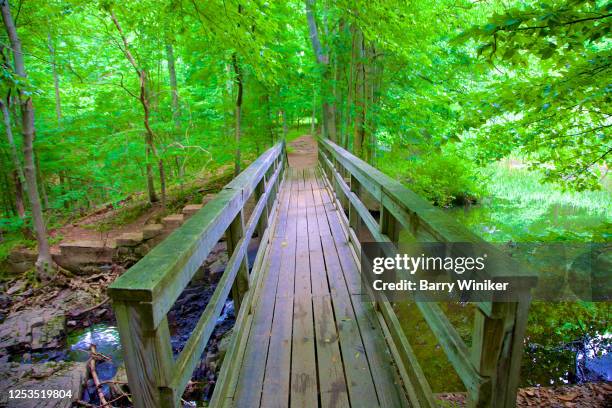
[353,27,366,159]
[311,88,316,135]
[47,33,61,127]
[0,97,25,218]
[232,53,243,177]
[36,154,49,210]
[280,109,288,139]
[109,9,159,204]
[165,42,184,178]
[305,0,337,142]
[1,0,54,278]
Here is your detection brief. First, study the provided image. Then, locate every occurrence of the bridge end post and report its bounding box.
[469,294,531,408]
[113,300,176,408]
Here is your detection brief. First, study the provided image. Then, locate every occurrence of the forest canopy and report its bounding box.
[0,0,610,275]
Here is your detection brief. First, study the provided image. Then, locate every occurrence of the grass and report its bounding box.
[482,164,612,217]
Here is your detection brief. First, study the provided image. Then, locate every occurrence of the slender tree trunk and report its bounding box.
[353,27,366,159]
[166,43,180,130]
[47,33,61,126]
[232,53,243,177]
[36,154,49,209]
[311,88,316,135]
[1,0,53,278]
[165,42,184,178]
[280,109,288,139]
[109,9,159,204]
[305,0,337,142]
[345,25,355,149]
[0,97,25,218]
[265,93,274,143]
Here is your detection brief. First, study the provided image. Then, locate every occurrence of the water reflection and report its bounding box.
[66,324,122,381]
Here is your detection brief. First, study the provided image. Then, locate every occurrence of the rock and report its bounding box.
[0,294,11,309]
[115,232,143,247]
[5,248,37,274]
[142,223,163,240]
[0,361,85,407]
[134,243,150,257]
[217,328,233,364]
[0,308,65,354]
[6,281,26,296]
[56,240,115,274]
[30,315,64,351]
[162,214,184,230]
[8,247,37,264]
[182,204,203,218]
[0,289,93,355]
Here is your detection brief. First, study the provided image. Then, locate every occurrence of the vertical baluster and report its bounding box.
[255,174,269,238]
[228,209,249,311]
[380,197,400,243]
[349,173,361,238]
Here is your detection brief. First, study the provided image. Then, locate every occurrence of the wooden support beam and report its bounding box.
[113,301,174,408]
[228,210,250,312]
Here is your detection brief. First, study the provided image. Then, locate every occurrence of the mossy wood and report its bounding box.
[318,137,536,408]
[109,139,535,408]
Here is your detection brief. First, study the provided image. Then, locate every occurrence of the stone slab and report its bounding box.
[115,232,143,247]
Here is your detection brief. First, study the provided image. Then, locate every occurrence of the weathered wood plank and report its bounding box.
[212,172,288,407]
[316,218,380,406]
[312,295,351,408]
[260,294,294,407]
[291,201,318,408]
[233,177,292,407]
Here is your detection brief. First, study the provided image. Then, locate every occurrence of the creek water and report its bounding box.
[397,189,611,392]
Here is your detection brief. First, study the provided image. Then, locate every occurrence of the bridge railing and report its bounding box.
[318,138,537,408]
[108,141,286,408]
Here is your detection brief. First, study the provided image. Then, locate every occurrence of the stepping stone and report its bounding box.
[162,214,184,229]
[115,232,143,247]
[143,224,164,240]
[182,204,203,217]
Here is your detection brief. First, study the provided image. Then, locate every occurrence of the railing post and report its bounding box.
[228,210,249,312]
[255,175,269,238]
[349,174,361,237]
[380,202,400,243]
[469,295,531,407]
[113,301,175,408]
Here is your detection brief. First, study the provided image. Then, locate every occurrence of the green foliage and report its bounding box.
[458,0,611,190]
[378,145,483,206]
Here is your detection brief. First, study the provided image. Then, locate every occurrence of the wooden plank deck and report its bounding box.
[229,167,410,408]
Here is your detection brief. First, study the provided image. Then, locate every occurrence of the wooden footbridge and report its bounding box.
[109,138,536,408]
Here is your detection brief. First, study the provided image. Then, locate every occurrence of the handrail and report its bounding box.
[109,141,286,408]
[317,137,536,408]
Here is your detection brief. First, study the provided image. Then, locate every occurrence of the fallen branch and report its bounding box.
[87,344,109,407]
[69,297,110,318]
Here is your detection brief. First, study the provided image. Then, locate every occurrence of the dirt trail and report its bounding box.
[287,134,317,169]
